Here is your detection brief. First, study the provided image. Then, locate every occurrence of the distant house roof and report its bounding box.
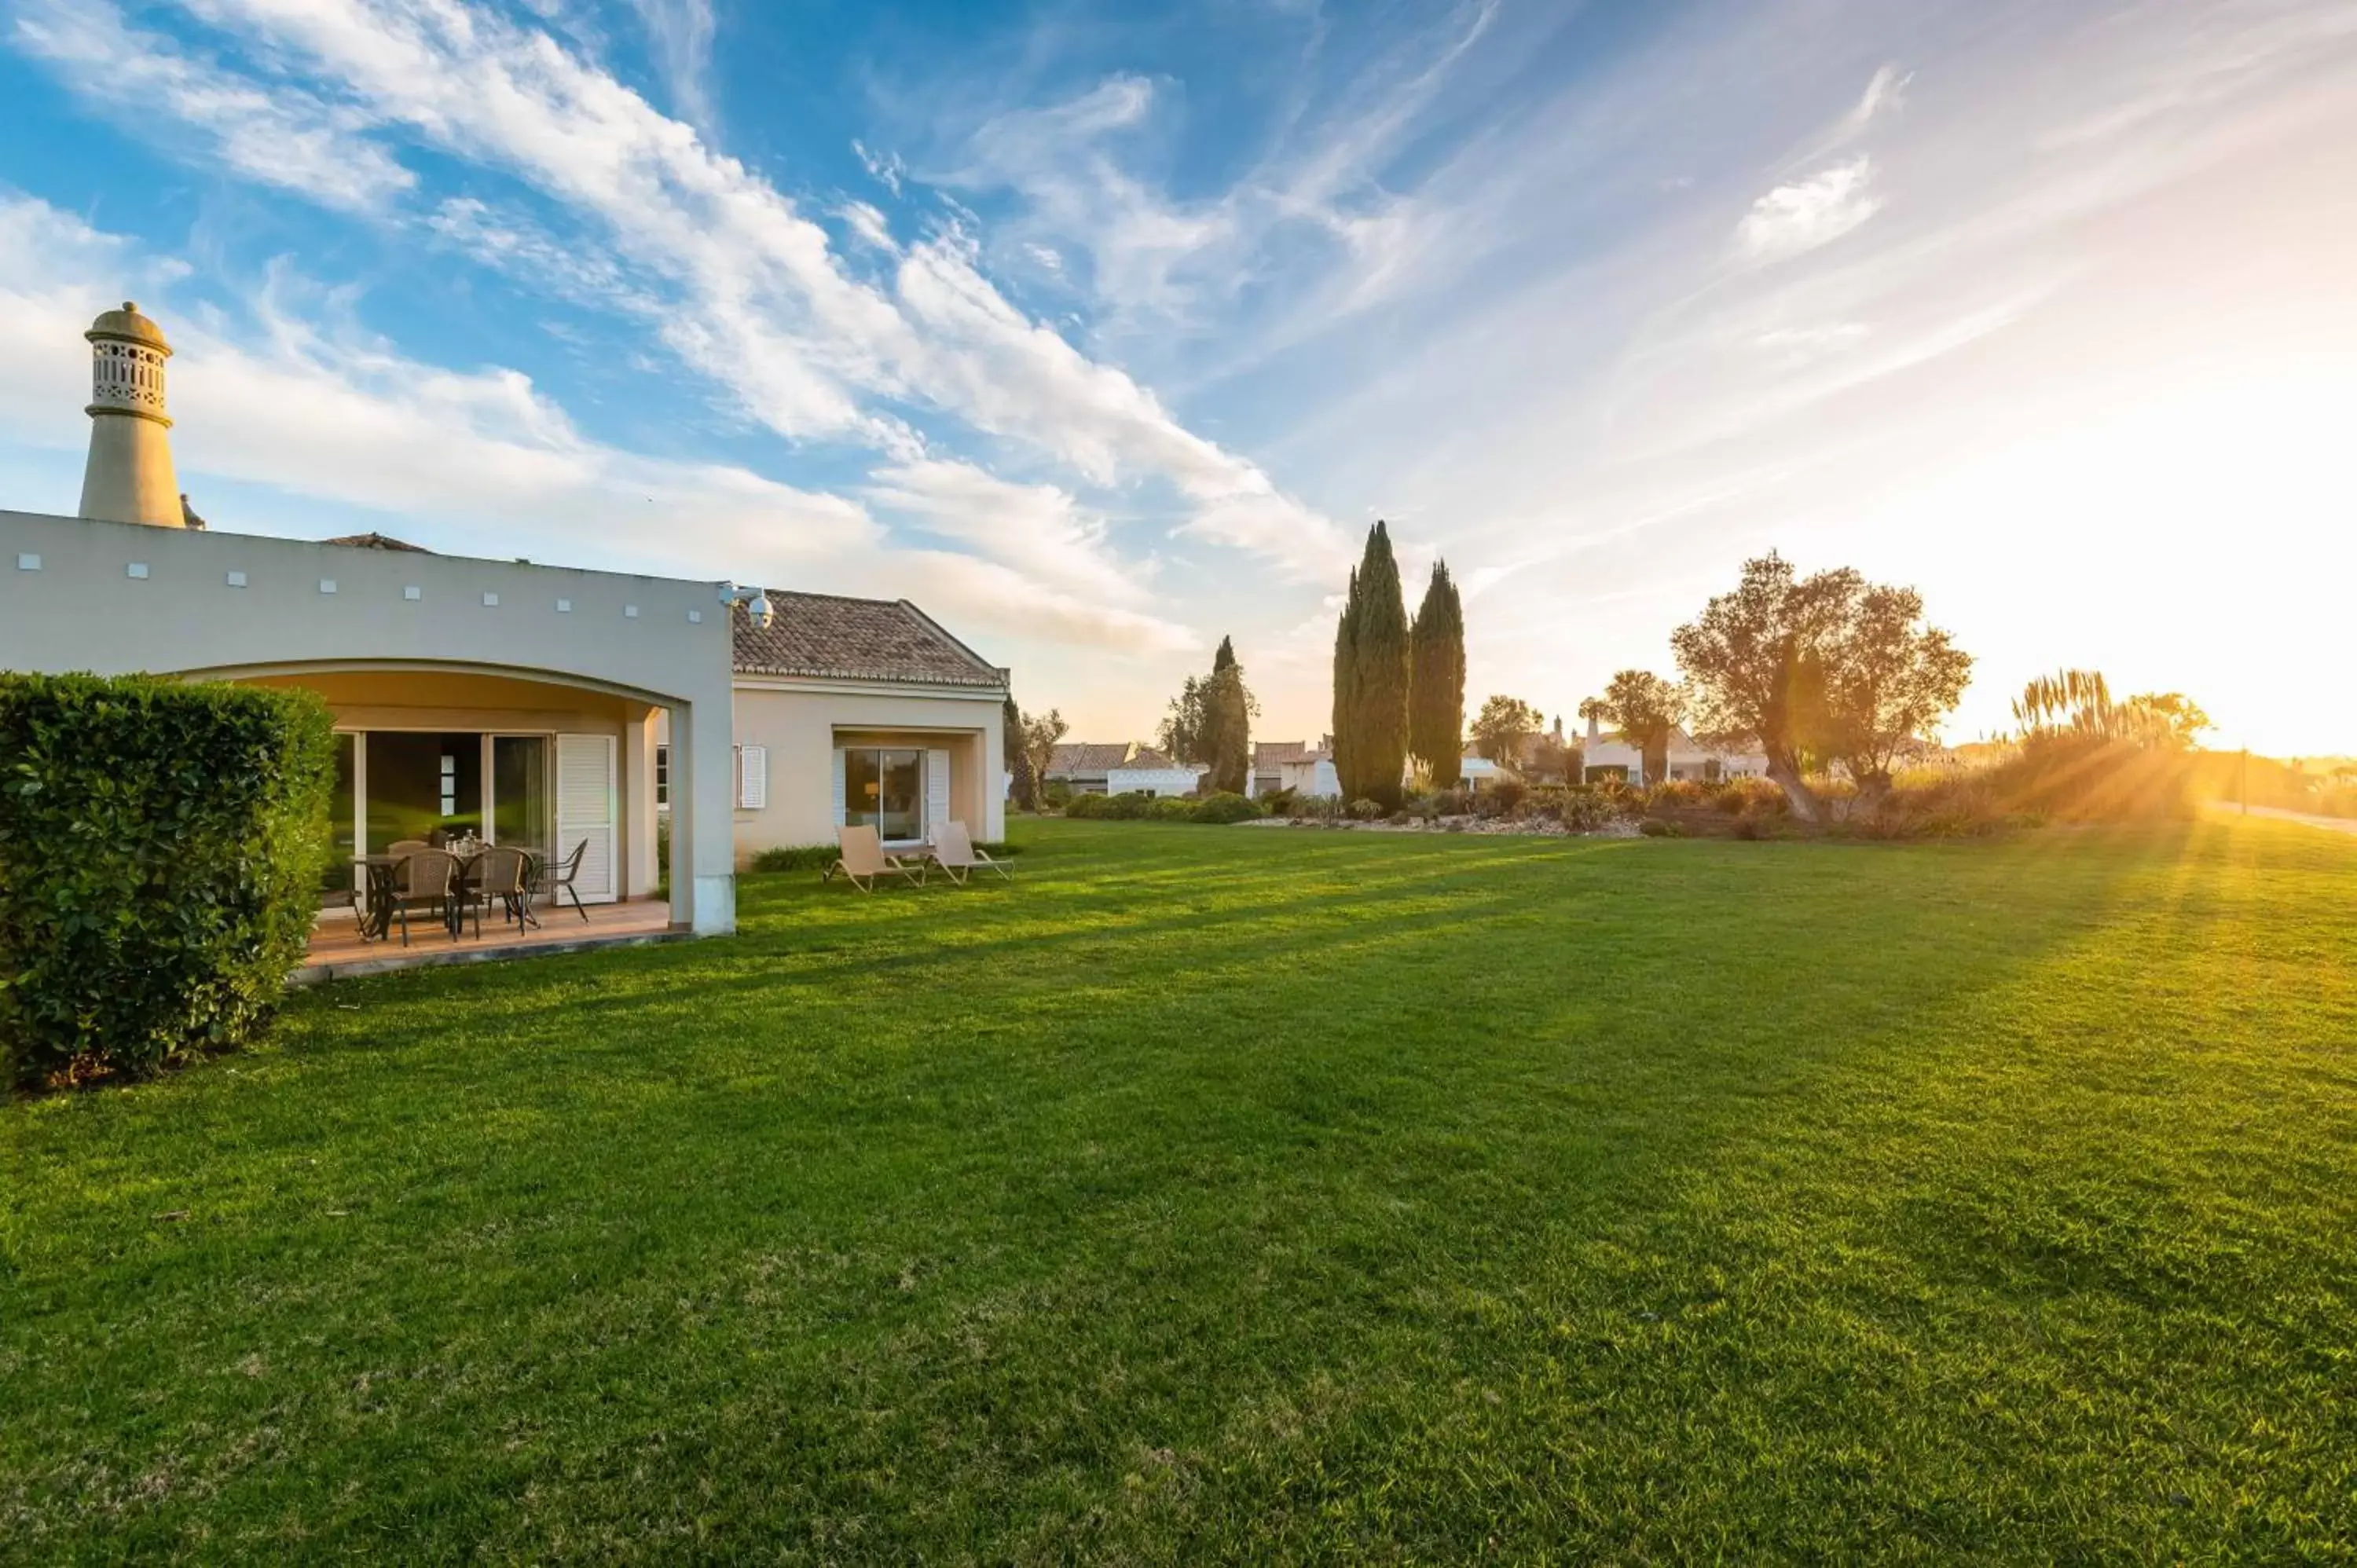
[731,592,1005,688]
[1047,742,1138,777]
[1113,747,1192,773]
[1253,740,1309,767]
[320,532,431,552]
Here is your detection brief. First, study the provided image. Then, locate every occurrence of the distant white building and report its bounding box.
[1047,741,1207,798]
[1249,739,1340,799]
[1581,715,1769,786]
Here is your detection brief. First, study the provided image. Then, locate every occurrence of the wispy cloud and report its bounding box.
[130,0,1346,575]
[1736,156,1882,262]
[624,0,717,129]
[0,189,1211,661]
[12,0,412,212]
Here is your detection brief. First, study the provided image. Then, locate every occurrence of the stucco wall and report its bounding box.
[0,508,740,933]
[724,680,1006,859]
[1105,766,1204,797]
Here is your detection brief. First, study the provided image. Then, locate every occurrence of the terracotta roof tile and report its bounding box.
[320,532,432,552]
[1047,742,1136,775]
[732,592,1005,687]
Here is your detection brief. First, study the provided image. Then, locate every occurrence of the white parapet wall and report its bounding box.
[0,508,743,936]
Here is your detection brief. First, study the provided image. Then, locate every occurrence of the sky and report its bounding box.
[2,0,2352,755]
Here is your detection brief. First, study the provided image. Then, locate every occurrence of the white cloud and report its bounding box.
[1841,63,1911,137]
[861,456,1168,612]
[11,0,412,212]
[852,139,904,196]
[124,0,1343,575]
[838,200,897,253]
[1735,156,1882,262]
[624,0,717,128]
[885,549,1197,657]
[0,192,1211,661]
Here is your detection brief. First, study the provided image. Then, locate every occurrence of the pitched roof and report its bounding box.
[1113,747,1193,772]
[1252,740,1309,766]
[731,592,1005,688]
[321,532,432,551]
[1047,742,1136,775]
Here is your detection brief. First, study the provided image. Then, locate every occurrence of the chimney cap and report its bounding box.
[87,300,171,354]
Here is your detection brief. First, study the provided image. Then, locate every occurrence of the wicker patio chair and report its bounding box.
[461,845,533,937]
[387,848,460,947]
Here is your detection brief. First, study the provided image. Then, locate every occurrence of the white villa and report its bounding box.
[1578,714,1769,786]
[0,303,1008,948]
[1247,740,1340,799]
[1045,741,1205,798]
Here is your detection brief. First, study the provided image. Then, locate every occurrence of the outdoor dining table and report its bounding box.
[351,845,548,942]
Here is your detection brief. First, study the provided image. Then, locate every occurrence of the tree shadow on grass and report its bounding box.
[16,822,2322,1560]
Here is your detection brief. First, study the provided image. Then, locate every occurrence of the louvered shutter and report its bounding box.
[554,733,617,903]
[737,744,767,809]
[926,748,951,841]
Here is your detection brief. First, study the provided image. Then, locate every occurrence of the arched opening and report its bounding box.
[176,659,708,948]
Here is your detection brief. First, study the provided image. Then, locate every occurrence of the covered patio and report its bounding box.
[298,897,684,984]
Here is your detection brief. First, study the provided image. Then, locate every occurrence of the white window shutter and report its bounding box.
[554,733,617,903]
[830,749,847,827]
[738,744,767,810]
[926,748,951,840]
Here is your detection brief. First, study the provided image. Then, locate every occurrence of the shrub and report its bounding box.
[1191,791,1263,824]
[1041,779,1075,808]
[1428,788,1472,818]
[1347,797,1387,821]
[1,673,336,1087]
[749,842,838,873]
[1149,797,1197,822]
[1257,786,1298,816]
[1558,789,1614,832]
[1647,779,1709,808]
[1638,816,1683,837]
[1490,778,1530,815]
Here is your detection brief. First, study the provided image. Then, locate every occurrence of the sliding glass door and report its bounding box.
[490,735,552,852]
[844,747,925,842]
[365,731,483,852]
[321,732,555,891]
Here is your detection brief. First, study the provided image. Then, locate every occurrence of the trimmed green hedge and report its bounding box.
[0,673,337,1087]
[1065,789,1265,824]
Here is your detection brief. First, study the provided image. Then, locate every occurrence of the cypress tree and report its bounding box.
[1202,636,1255,794]
[1335,522,1409,808]
[1331,566,1360,794]
[1409,559,1466,789]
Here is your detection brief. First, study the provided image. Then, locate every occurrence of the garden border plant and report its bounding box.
[1,672,336,1088]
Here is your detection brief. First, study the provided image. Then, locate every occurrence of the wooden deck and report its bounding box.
[297,899,689,984]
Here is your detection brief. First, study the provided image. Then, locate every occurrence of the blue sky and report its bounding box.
[2,0,2353,752]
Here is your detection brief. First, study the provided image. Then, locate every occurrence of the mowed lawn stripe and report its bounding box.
[4,818,2352,1561]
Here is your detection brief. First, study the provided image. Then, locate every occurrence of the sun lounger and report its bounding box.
[823,823,925,892]
[929,820,1010,885]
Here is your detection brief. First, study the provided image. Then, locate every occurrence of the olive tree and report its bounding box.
[1672,553,1970,822]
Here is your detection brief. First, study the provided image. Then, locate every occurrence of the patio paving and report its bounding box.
[298,898,688,984]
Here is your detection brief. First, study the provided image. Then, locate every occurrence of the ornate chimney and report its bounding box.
[78,301,183,528]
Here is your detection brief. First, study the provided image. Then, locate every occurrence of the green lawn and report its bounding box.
[5,819,2355,1562]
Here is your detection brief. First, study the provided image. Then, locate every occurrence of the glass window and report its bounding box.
[322,732,357,898]
[491,735,551,852]
[655,744,669,807]
[843,747,926,841]
[365,731,482,849]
